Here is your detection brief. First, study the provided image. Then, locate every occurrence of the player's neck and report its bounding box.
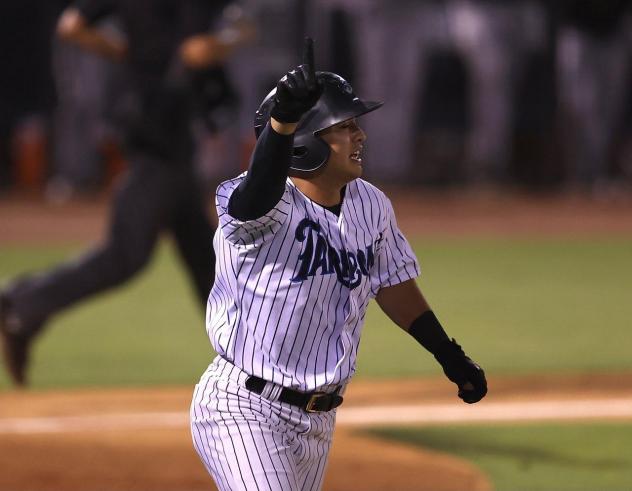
[290,176,343,207]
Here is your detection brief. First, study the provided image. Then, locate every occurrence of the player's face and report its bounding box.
[318,118,367,184]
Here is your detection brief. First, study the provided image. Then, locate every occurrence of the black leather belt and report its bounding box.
[245,375,343,413]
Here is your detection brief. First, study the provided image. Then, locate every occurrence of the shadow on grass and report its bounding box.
[367,428,629,471]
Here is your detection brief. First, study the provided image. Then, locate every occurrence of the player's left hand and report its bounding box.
[434,338,487,404]
[270,37,323,124]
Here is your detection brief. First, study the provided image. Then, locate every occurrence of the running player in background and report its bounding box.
[0,0,253,387]
[190,39,487,491]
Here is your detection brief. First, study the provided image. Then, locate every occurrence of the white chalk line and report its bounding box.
[1,397,632,434]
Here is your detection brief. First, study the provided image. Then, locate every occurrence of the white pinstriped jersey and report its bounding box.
[207,175,420,392]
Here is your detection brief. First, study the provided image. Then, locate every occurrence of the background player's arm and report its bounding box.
[180,5,257,68]
[376,279,488,404]
[57,7,127,62]
[58,2,252,69]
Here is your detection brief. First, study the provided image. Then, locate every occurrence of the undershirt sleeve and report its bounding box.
[228,122,295,221]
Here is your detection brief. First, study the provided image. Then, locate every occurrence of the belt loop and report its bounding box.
[260,381,280,401]
[270,384,284,402]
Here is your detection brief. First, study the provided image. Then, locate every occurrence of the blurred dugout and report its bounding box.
[1,0,632,195]
[306,0,550,184]
[48,17,126,200]
[0,0,61,194]
[304,0,632,190]
[556,0,632,190]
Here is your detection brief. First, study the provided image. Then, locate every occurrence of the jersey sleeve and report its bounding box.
[370,197,420,293]
[216,176,292,248]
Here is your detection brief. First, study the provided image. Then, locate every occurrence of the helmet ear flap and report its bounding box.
[291,133,330,172]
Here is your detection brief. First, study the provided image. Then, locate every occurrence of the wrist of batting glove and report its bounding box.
[270,103,304,124]
[434,338,488,404]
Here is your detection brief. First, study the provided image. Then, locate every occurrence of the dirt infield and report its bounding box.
[2,373,632,491]
[1,190,631,490]
[0,384,493,491]
[2,188,632,246]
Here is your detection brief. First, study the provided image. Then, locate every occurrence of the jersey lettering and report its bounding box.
[291,218,380,288]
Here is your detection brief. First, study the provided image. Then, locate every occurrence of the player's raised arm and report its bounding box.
[228,37,323,221]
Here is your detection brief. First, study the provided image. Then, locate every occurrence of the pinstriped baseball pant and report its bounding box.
[191,357,337,491]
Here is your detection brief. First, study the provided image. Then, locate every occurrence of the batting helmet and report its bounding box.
[254,72,383,172]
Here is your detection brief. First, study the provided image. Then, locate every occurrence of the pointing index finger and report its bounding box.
[303,37,315,77]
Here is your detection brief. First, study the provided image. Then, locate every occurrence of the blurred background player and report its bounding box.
[556,0,632,192]
[0,0,254,386]
[302,0,632,190]
[46,11,125,201]
[3,1,631,196]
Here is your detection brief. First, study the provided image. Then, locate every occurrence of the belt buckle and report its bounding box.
[305,392,327,413]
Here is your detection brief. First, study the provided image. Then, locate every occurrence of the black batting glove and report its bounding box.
[434,338,487,404]
[270,37,323,123]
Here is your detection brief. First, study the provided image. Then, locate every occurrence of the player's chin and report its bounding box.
[347,159,363,178]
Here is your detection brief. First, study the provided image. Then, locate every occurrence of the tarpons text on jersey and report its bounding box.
[291,218,383,289]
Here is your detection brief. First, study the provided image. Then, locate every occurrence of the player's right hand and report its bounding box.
[270,37,323,123]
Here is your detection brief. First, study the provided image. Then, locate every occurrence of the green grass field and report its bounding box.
[0,243,210,388]
[359,237,632,378]
[1,237,632,490]
[0,237,631,387]
[370,423,632,491]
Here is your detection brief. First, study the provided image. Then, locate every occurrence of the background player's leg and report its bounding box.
[3,155,172,329]
[0,154,173,384]
[169,170,216,307]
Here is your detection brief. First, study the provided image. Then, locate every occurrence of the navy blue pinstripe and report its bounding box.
[191,357,334,491]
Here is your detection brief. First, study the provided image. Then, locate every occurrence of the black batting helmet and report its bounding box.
[254,72,383,172]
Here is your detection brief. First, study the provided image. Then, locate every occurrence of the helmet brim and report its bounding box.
[312,99,384,135]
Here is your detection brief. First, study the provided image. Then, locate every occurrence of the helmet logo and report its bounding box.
[331,74,353,95]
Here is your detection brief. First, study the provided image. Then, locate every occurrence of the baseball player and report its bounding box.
[190,39,487,491]
[0,0,252,387]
